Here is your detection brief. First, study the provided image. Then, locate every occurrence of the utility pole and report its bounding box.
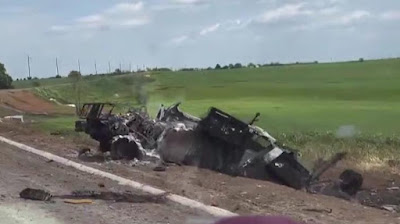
[129,63,132,72]
[78,59,81,73]
[56,57,60,77]
[119,62,122,71]
[27,55,31,78]
[108,61,111,73]
[94,60,98,75]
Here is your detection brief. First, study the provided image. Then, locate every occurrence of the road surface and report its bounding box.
[0,142,210,224]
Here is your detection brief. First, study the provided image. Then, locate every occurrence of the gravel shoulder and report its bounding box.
[0,141,208,224]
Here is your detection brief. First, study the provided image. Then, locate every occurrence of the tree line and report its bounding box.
[0,57,369,89]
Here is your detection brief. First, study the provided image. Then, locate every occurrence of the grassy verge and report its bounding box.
[13,59,400,163]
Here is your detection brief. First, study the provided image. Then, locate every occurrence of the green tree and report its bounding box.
[234,63,242,69]
[247,63,256,68]
[0,62,13,89]
[215,64,221,69]
[114,68,122,74]
[228,64,234,69]
[68,70,81,80]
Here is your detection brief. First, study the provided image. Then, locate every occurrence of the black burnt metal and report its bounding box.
[75,102,356,193]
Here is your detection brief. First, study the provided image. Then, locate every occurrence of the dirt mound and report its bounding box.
[0,89,72,114]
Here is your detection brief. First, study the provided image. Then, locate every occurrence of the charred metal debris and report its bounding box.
[75,102,363,198]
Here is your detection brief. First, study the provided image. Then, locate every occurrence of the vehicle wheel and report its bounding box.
[110,137,143,160]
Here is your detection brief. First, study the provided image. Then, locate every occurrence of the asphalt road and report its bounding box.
[0,142,212,224]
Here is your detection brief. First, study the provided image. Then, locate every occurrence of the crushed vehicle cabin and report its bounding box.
[75,102,362,195]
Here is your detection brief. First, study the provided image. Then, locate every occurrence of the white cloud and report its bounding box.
[224,18,253,30]
[292,9,371,31]
[119,18,149,27]
[49,25,69,33]
[199,23,220,35]
[319,7,339,16]
[171,0,206,4]
[381,11,400,20]
[75,14,105,29]
[76,14,103,23]
[336,10,370,25]
[171,35,189,44]
[151,0,209,11]
[50,1,148,34]
[258,3,313,23]
[105,2,144,14]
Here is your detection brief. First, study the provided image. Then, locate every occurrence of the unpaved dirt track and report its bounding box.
[1,122,400,224]
[0,142,209,224]
[0,90,72,115]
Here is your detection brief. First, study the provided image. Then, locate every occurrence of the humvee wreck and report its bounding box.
[75,102,362,195]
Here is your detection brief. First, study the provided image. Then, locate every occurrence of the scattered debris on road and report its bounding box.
[78,147,91,156]
[19,188,167,204]
[381,205,397,213]
[68,190,167,203]
[3,115,24,123]
[50,131,61,135]
[64,199,94,204]
[153,165,166,172]
[20,188,52,201]
[302,208,333,214]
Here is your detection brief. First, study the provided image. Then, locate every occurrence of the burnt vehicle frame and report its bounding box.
[75,102,359,192]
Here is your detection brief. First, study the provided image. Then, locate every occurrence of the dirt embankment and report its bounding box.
[0,89,73,115]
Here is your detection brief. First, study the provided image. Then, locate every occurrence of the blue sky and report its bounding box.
[0,0,399,78]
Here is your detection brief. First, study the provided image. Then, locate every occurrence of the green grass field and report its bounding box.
[15,58,400,162]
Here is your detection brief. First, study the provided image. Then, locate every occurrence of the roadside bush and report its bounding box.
[68,70,81,80]
[32,81,41,87]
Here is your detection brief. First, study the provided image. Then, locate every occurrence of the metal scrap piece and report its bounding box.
[20,188,52,201]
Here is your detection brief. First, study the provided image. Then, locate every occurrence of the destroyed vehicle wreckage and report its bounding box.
[75,102,362,195]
